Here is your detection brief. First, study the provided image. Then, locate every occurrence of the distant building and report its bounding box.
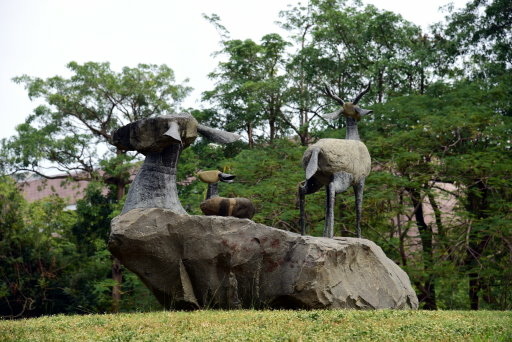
[19,174,89,210]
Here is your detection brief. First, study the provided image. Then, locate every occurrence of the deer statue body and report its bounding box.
[299,84,372,238]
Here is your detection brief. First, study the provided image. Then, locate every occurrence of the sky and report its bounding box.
[0,0,469,141]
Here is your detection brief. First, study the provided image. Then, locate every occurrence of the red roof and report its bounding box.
[19,175,89,204]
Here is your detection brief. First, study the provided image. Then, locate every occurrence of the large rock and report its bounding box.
[109,208,418,310]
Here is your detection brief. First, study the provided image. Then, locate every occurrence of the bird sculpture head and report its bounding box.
[112,113,240,153]
[197,170,235,184]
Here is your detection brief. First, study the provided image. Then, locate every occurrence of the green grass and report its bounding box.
[1,310,511,341]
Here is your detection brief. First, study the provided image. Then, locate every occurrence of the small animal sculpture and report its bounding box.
[197,170,255,219]
[299,83,373,238]
[197,170,235,199]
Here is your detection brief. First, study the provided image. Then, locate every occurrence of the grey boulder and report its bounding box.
[109,208,418,310]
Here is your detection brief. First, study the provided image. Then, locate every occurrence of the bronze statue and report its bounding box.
[112,113,240,214]
[299,84,372,238]
[197,170,255,219]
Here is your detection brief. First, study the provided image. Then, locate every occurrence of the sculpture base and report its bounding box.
[109,208,418,310]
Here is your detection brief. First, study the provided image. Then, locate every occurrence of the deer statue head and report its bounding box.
[322,83,373,121]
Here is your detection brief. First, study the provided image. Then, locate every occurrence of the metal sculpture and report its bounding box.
[112,113,240,214]
[299,83,373,238]
[197,170,255,219]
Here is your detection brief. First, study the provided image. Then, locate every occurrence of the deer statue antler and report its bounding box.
[352,82,371,105]
[322,83,345,105]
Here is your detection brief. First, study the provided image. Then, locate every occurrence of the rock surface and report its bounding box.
[109,208,418,310]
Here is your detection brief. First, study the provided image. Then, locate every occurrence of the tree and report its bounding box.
[0,176,79,318]
[1,61,191,312]
[363,80,512,310]
[204,34,289,147]
[443,0,512,80]
[278,0,441,145]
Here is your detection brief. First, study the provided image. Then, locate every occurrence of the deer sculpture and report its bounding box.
[299,83,372,238]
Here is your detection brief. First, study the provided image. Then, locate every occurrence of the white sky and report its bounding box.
[0,0,468,140]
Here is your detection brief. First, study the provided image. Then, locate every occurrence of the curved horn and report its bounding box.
[322,83,344,106]
[197,124,241,144]
[352,82,371,105]
[322,108,343,120]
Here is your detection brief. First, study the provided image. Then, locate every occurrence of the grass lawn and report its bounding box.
[1,309,511,341]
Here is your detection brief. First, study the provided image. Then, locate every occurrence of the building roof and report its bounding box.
[19,174,89,205]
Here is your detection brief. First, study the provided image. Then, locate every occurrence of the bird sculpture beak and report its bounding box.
[219,173,235,183]
[163,121,182,143]
[355,107,373,117]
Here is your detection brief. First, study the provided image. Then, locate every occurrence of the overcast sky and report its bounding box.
[0,0,468,140]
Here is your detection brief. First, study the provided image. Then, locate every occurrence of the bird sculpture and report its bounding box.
[197,170,255,219]
[112,113,240,214]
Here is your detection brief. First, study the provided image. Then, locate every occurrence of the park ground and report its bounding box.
[1,309,511,341]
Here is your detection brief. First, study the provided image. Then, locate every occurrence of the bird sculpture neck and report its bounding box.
[345,116,360,141]
[121,144,187,215]
[206,183,219,199]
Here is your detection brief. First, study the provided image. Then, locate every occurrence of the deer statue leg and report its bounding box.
[325,172,353,238]
[354,178,365,238]
[299,183,307,235]
[299,178,322,236]
[324,183,336,238]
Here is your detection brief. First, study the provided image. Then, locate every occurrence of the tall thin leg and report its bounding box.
[299,183,306,236]
[354,178,365,238]
[298,178,323,236]
[324,182,336,238]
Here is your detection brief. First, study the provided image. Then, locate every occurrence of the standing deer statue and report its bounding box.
[299,83,372,238]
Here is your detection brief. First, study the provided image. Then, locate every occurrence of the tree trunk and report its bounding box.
[111,257,122,313]
[427,192,444,238]
[269,115,276,143]
[464,179,491,310]
[409,188,437,310]
[299,130,309,146]
[377,69,384,103]
[297,24,310,147]
[420,67,425,95]
[469,273,480,310]
[247,123,254,148]
[111,149,126,313]
[268,96,277,143]
[397,192,408,266]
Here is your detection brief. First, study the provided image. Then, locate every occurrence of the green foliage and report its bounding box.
[204,34,289,146]
[0,177,158,318]
[221,140,310,232]
[279,0,436,105]
[0,177,79,318]
[1,0,511,316]
[362,80,512,309]
[66,183,159,314]
[0,61,191,316]
[443,0,512,79]
[3,61,191,179]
